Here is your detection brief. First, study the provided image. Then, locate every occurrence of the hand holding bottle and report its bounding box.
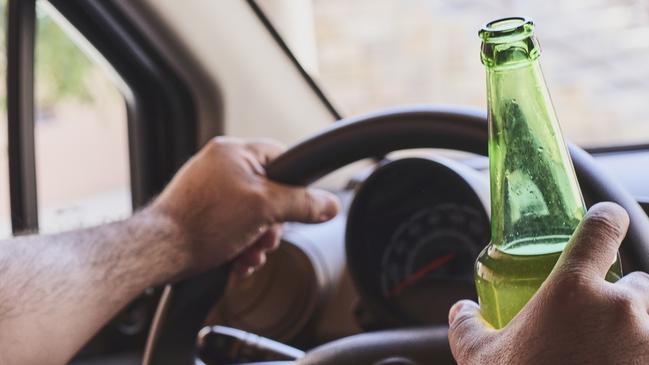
[450,202,649,365]
[475,17,622,328]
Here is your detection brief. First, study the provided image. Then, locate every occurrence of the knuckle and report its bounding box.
[618,271,649,301]
[609,291,637,316]
[207,136,241,153]
[301,190,319,222]
[548,272,598,307]
[448,314,467,334]
[210,135,237,145]
[208,136,226,149]
[583,212,624,243]
[448,317,481,361]
[448,312,476,339]
[552,270,591,293]
[204,139,225,156]
[248,186,270,211]
[548,273,569,290]
[629,270,649,283]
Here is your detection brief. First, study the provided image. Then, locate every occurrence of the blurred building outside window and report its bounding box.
[34,0,130,234]
[257,0,649,147]
[0,0,131,237]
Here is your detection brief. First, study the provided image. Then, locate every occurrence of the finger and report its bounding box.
[251,224,282,252]
[245,139,287,165]
[234,226,282,277]
[448,300,491,363]
[617,271,649,308]
[554,202,629,280]
[243,153,266,176]
[235,264,255,277]
[267,184,340,224]
[234,249,267,276]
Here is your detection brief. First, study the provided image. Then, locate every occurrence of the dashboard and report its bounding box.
[346,157,489,328]
[206,155,492,347]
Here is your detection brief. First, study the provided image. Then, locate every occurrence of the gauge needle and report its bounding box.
[387,253,456,298]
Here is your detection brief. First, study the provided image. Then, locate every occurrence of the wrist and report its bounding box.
[132,204,194,283]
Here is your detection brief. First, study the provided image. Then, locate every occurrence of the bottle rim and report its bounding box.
[479,17,534,42]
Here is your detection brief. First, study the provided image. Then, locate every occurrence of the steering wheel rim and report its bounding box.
[143,105,649,365]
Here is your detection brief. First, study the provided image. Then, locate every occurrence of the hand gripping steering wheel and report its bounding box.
[143,105,649,365]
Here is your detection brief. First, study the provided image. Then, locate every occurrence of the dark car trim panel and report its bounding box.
[49,0,199,208]
[7,0,38,234]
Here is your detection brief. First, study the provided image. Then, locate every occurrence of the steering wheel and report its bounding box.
[142,105,649,365]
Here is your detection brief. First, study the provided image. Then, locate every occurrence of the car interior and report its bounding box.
[2,1,649,365]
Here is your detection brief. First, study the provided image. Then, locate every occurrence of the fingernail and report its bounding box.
[313,190,340,221]
[318,213,334,222]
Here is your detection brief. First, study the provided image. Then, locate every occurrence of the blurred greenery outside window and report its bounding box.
[257,0,649,148]
[0,0,130,237]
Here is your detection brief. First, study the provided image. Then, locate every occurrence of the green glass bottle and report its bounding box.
[474,17,622,329]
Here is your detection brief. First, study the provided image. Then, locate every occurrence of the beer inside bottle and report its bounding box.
[475,17,622,329]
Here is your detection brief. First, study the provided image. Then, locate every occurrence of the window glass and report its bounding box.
[34,1,130,233]
[257,0,649,147]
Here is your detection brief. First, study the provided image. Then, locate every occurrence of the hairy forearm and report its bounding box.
[0,208,190,365]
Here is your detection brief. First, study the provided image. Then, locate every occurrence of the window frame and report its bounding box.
[7,0,38,234]
[4,0,202,358]
[49,0,200,207]
[5,0,201,235]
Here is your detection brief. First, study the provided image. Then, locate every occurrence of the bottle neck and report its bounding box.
[481,36,540,70]
[486,56,586,255]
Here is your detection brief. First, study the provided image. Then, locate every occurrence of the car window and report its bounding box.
[33,1,130,233]
[256,0,649,148]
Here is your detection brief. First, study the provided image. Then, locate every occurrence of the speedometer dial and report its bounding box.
[381,204,484,299]
[346,157,490,327]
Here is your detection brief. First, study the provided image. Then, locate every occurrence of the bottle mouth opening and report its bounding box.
[479,17,534,42]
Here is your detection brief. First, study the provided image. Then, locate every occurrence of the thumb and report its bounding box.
[448,300,491,363]
[266,182,340,224]
[552,202,629,280]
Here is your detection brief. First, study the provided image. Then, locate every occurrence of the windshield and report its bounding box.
[256,0,649,148]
